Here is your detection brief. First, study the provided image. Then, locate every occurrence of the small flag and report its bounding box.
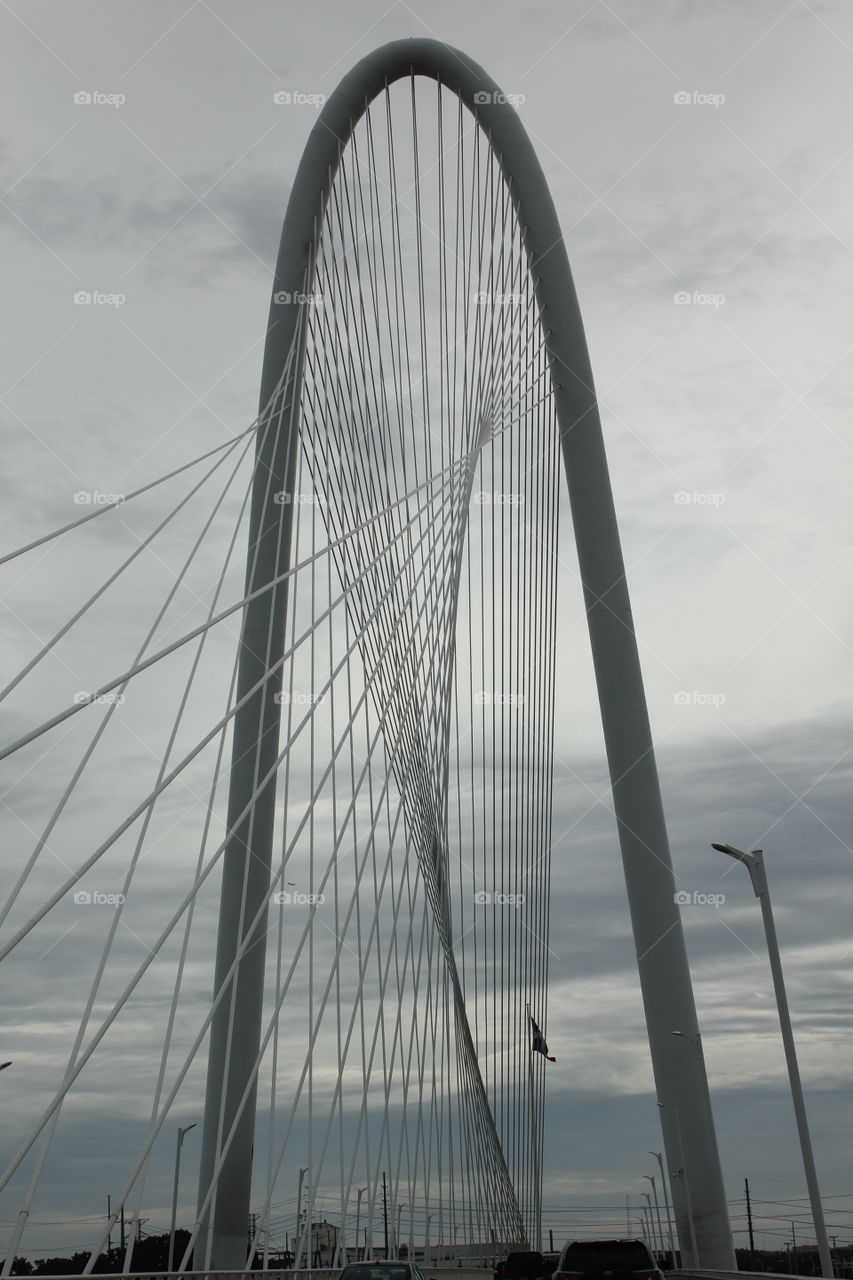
[529,1014,556,1061]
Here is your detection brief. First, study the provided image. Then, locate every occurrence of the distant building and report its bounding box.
[310,1220,340,1267]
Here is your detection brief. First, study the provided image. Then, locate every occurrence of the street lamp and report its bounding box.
[167,1122,196,1272]
[641,1191,659,1257]
[641,1200,654,1253]
[425,1213,434,1268]
[296,1167,311,1269]
[649,1153,675,1265]
[395,1204,408,1258]
[712,842,833,1280]
[643,1175,665,1263]
[657,1101,697,1267]
[355,1188,367,1262]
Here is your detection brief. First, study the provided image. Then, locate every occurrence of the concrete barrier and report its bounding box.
[672,1270,813,1279]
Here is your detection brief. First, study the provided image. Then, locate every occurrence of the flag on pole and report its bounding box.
[529,1013,556,1061]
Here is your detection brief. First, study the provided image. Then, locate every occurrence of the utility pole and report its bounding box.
[745,1179,754,1254]
[382,1172,389,1260]
[296,1166,310,1268]
[549,1230,554,1252]
[120,1204,126,1253]
[107,1196,112,1254]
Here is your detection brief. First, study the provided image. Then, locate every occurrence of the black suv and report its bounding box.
[496,1252,547,1280]
[553,1240,662,1280]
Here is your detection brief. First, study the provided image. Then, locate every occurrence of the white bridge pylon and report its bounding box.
[196,38,735,1273]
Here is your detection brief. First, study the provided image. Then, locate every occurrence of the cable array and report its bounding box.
[0,74,560,1271]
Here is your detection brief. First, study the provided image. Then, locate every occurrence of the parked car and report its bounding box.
[553,1239,662,1280]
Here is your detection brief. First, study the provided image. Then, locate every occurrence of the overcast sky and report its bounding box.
[2,0,852,1262]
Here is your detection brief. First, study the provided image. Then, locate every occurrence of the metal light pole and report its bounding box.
[712,843,833,1280]
[425,1213,434,1268]
[296,1167,311,1269]
[355,1188,367,1263]
[649,1151,675,1266]
[658,1102,697,1267]
[641,1192,659,1256]
[396,1204,407,1258]
[168,1123,197,1273]
[644,1175,665,1263]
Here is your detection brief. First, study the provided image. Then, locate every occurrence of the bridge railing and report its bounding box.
[22,1270,492,1280]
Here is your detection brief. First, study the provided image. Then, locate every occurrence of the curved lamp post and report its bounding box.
[712,842,832,1280]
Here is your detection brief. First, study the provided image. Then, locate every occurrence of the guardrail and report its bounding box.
[21,1270,493,1280]
[672,1270,844,1279]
